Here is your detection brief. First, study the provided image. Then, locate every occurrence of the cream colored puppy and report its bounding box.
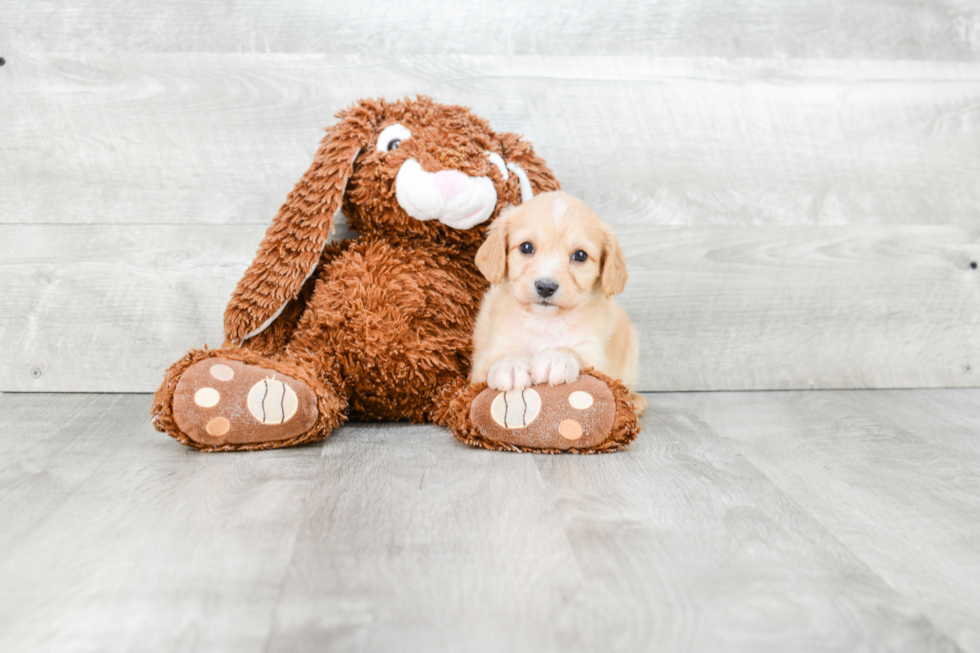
[470,191,645,414]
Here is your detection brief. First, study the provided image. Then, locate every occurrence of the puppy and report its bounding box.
[470,191,646,415]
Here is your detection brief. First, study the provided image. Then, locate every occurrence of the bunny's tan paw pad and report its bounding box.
[470,375,619,452]
[171,358,318,447]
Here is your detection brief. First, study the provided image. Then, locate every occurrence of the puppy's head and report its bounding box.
[475,191,627,314]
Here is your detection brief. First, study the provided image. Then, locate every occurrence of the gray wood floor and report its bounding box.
[1,390,978,653]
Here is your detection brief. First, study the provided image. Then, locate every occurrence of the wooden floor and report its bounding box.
[0,390,977,652]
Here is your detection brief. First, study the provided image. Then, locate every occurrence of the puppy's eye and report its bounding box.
[519,242,534,255]
[376,123,412,153]
[572,250,588,262]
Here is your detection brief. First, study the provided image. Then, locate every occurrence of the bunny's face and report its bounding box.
[342,99,537,249]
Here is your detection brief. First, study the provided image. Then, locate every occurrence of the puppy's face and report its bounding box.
[475,191,627,314]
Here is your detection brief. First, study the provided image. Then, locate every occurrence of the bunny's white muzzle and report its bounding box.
[395,159,497,230]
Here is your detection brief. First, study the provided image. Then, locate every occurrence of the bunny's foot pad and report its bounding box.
[466,372,639,453]
[171,358,318,448]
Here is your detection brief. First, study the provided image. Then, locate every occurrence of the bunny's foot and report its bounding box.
[442,370,640,453]
[152,348,345,451]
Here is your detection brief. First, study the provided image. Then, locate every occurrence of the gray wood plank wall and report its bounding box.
[2,3,979,392]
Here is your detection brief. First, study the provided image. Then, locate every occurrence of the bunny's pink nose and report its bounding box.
[433,170,468,200]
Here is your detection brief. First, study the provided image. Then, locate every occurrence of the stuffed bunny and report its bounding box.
[152,96,638,453]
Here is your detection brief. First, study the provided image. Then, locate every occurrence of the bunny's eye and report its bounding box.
[376,123,412,153]
[519,242,534,255]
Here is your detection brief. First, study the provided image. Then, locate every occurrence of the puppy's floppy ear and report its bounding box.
[600,224,628,298]
[224,99,384,343]
[475,205,515,284]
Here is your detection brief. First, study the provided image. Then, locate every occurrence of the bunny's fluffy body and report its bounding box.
[152,96,641,453]
[152,97,559,450]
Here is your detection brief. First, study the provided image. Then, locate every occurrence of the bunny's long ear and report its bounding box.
[498,132,561,201]
[224,101,383,343]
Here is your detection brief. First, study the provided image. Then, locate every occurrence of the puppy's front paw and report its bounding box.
[530,349,581,386]
[487,357,532,391]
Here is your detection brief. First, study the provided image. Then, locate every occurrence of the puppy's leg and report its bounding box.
[487,356,533,391]
[630,391,647,417]
[530,347,583,386]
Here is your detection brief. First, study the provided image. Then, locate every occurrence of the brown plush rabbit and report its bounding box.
[151,96,639,452]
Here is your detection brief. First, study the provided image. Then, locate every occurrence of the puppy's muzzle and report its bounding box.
[535,278,559,299]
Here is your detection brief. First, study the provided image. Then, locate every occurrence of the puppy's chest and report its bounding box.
[510,313,585,353]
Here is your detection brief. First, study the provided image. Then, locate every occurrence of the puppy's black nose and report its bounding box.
[535,278,559,298]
